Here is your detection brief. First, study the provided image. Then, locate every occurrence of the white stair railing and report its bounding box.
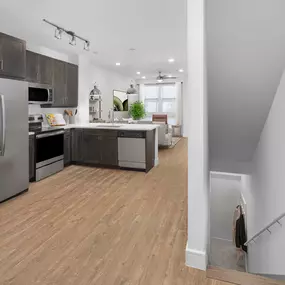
[244,212,285,246]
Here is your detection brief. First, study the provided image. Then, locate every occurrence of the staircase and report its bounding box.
[208,212,285,285]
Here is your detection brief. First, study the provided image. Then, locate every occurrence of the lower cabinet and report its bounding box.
[82,131,101,164]
[76,129,118,166]
[64,130,71,166]
[100,136,118,166]
[71,129,84,162]
[29,135,35,181]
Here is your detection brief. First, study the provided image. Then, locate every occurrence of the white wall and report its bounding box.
[210,173,241,241]
[186,0,209,271]
[207,0,285,174]
[245,70,285,275]
[77,55,133,124]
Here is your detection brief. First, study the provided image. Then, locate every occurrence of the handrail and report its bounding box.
[245,212,285,246]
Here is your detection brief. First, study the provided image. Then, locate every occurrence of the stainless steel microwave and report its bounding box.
[28,83,54,104]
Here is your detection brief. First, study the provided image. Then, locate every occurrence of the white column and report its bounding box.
[185,0,209,270]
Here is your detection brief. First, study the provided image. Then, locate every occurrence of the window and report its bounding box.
[142,84,177,119]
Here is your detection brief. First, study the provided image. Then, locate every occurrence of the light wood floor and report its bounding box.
[0,139,230,285]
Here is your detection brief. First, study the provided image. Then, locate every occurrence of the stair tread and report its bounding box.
[207,266,285,285]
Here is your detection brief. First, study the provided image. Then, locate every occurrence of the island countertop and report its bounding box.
[60,123,160,131]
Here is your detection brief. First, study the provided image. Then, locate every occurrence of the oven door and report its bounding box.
[36,131,64,168]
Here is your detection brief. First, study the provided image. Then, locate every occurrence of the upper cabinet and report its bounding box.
[38,54,53,85]
[26,51,53,85]
[0,33,26,79]
[26,51,78,107]
[66,63,78,107]
[52,59,67,107]
[26,51,39,83]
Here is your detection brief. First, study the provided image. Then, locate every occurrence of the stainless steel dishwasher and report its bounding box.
[118,131,146,169]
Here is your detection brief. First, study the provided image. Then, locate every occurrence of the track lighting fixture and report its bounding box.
[43,19,91,51]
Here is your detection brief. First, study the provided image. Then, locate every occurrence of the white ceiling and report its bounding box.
[0,0,187,79]
[207,0,285,173]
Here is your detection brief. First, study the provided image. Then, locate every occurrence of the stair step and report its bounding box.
[207,266,285,285]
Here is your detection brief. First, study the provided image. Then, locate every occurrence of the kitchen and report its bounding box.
[0,31,159,203]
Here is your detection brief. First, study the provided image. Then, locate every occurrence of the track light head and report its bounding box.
[84,41,90,51]
[54,28,62,40]
[69,35,76,46]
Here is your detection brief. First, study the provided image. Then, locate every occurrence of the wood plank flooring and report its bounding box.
[0,139,230,285]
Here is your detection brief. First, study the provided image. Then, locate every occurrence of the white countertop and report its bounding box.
[59,123,160,131]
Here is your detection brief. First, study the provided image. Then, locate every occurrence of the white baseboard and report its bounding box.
[185,242,207,270]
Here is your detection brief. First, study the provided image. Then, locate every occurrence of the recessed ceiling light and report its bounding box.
[178,69,184,73]
[168,58,175,63]
[116,62,121,66]
[142,76,146,79]
[137,71,141,75]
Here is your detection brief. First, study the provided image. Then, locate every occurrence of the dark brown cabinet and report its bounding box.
[79,130,118,166]
[0,33,26,79]
[82,131,101,164]
[101,136,118,166]
[64,130,71,166]
[39,55,53,85]
[26,51,53,85]
[29,135,35,181]
[71,129,83,162]
[25,51,78,107]
[66,63,78,107]
[52,59,67,107]
[26,51,38,82]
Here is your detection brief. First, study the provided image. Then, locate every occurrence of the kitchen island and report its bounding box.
[61,123,159,173]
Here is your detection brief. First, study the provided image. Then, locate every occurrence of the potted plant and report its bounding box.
[129,101,146,120]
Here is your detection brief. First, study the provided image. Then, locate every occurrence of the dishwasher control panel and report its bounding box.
[118,131,146,138]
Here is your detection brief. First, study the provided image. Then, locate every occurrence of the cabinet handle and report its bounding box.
[0,60,3,71]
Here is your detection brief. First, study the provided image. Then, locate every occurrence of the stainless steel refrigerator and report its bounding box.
[0,78,29,202]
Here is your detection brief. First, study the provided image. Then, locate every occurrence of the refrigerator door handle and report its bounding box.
[0,95,6,156]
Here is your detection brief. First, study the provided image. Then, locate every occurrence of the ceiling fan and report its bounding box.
[156,71,177,82]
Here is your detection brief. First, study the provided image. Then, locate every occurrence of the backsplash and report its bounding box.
[29,105,78,125]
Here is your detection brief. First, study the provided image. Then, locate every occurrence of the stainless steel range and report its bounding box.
[29,114,64,181]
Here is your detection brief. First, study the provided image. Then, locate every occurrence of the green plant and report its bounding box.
[129,101,146,120]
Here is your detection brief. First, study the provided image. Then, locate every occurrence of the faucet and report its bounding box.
[108,108,114,124]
